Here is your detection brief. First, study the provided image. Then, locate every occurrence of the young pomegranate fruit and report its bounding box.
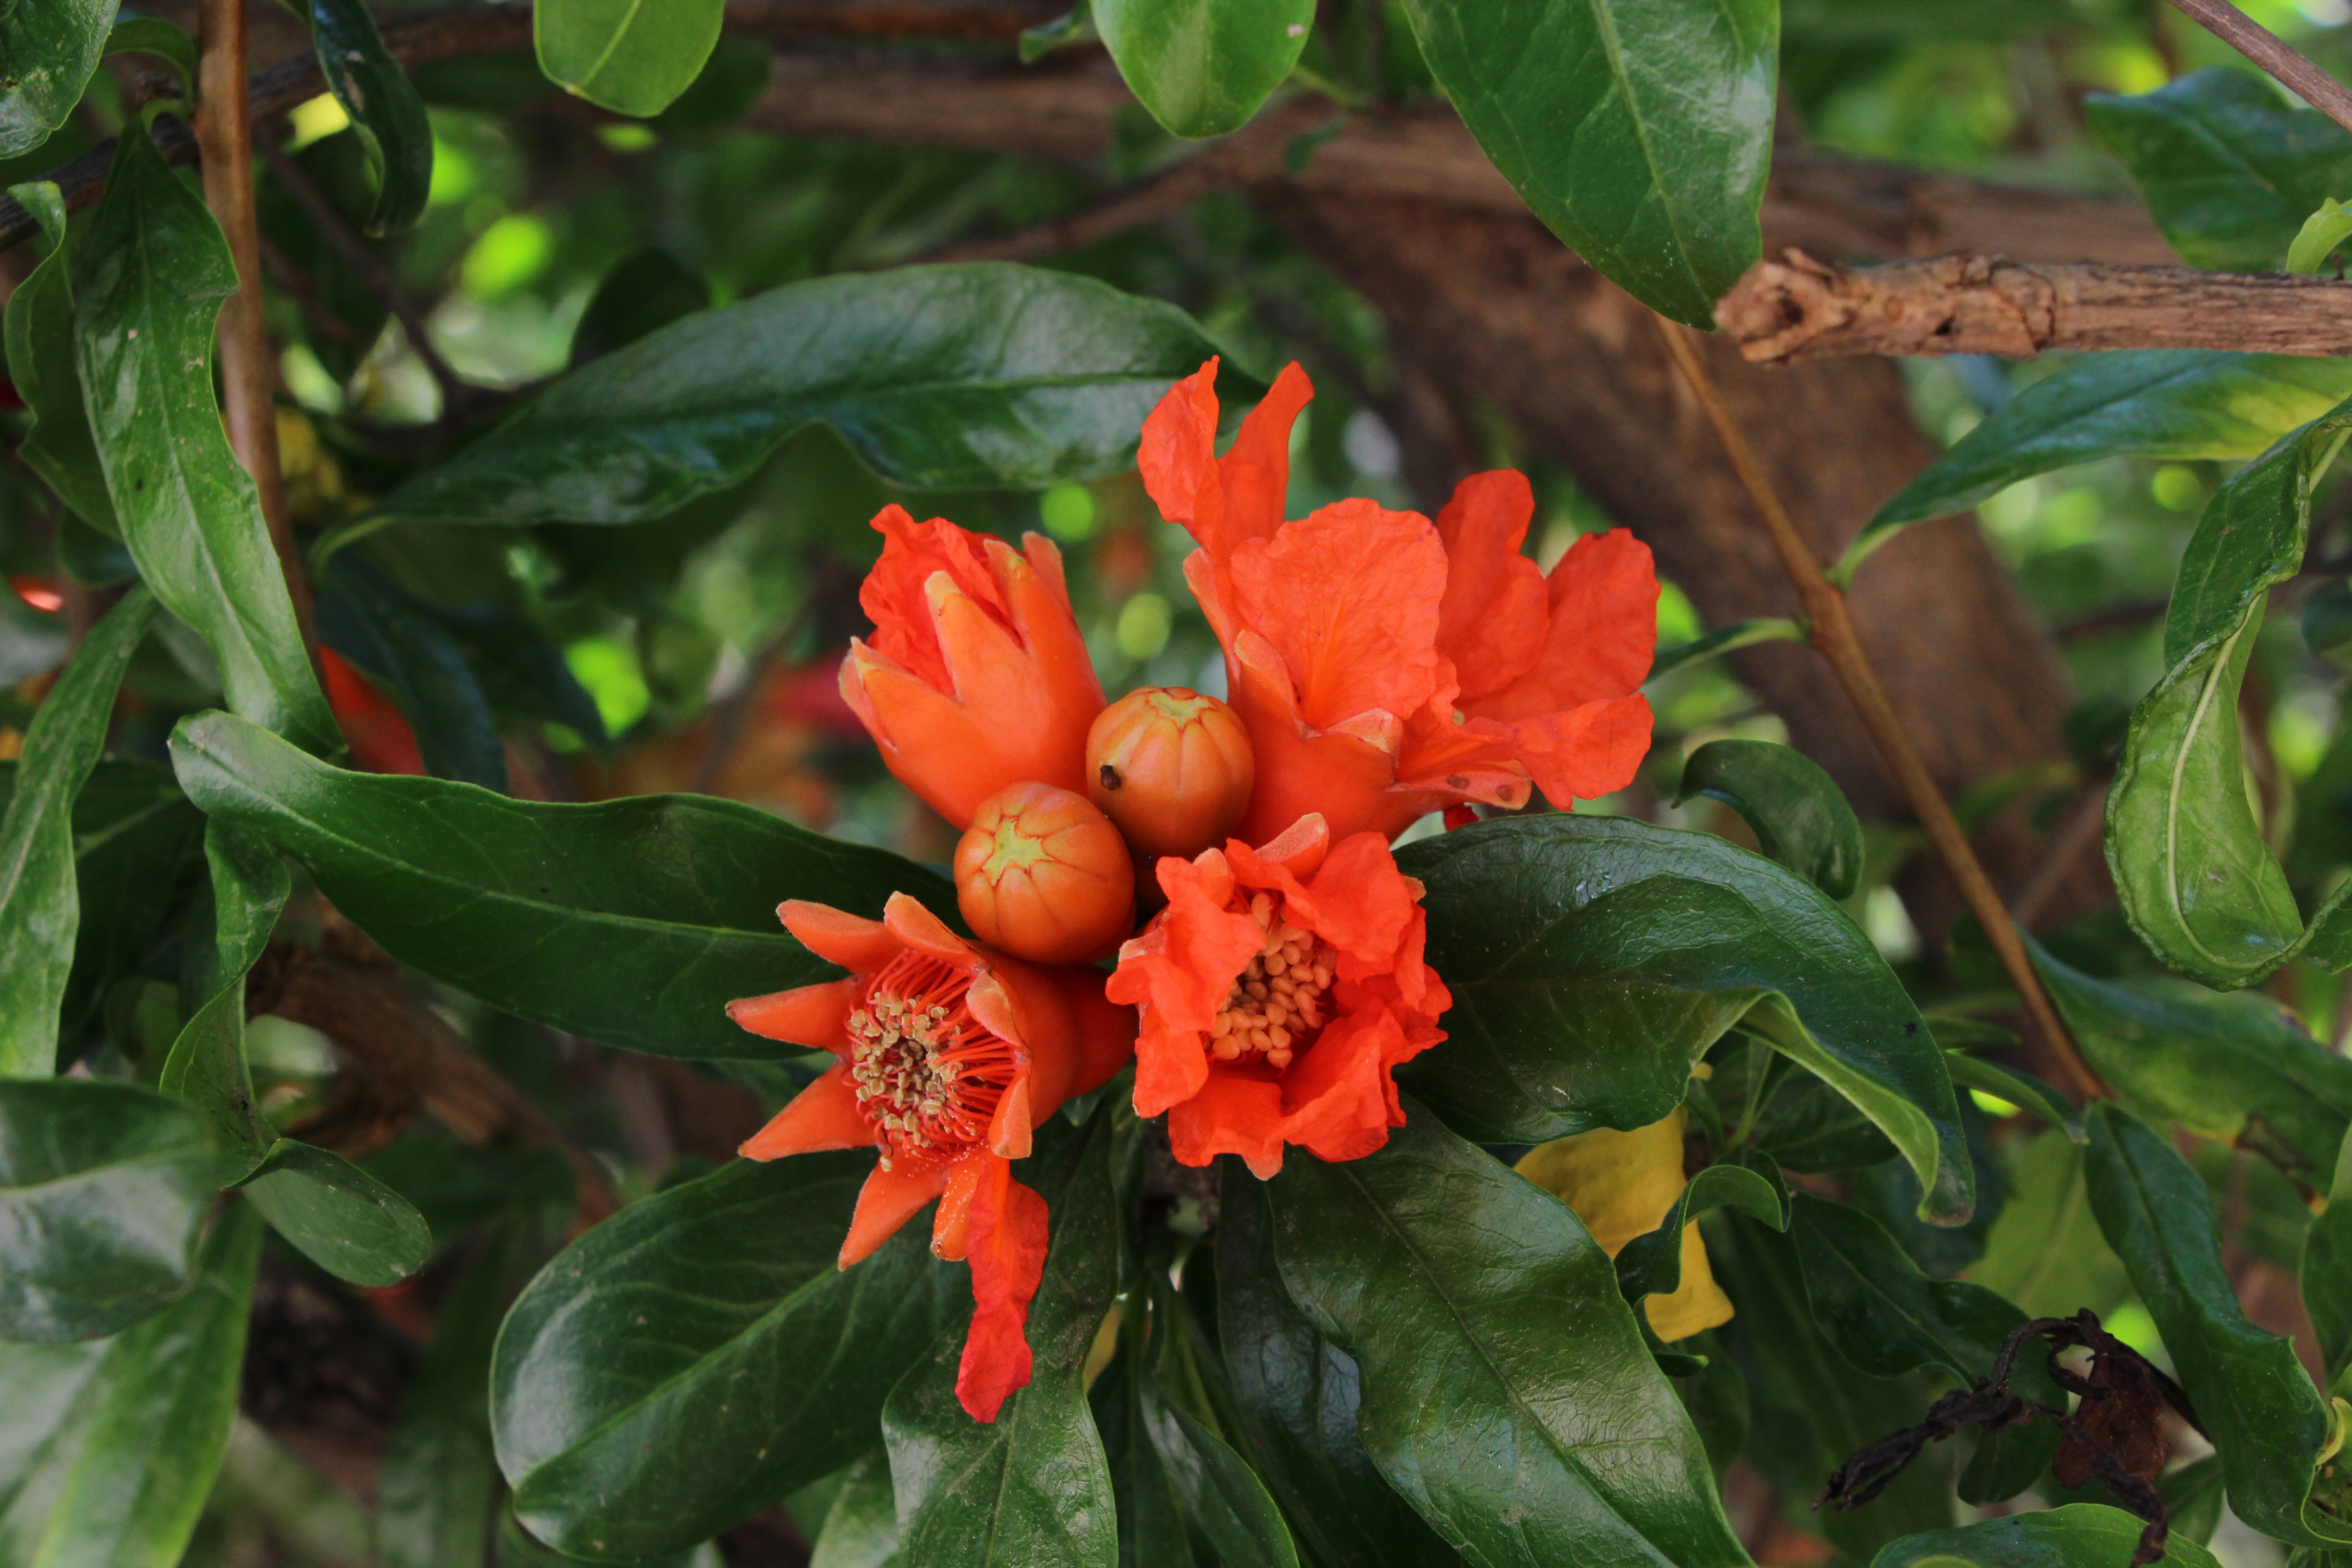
[1084,686,1255,862]
[954,782,1136,963]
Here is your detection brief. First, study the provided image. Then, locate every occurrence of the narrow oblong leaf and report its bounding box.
[2304,1124,2352,1392]
[1942,1051,2083,1142]
[1093,0,1317,138]
[493,1152,956,1559]
[2291,199,2352,275]
[1398,813,1971,1223]
[157,821,290,1171]
[535,0,724,118]
[317,554,509,791]
[1396,0,1777,328]
[39,763,205,1051]
[810,1452,900,1568]
[883,1113,1122,1568]
[307,0,434,234]
[72,127,336,754]
[169,711,956,1059]
[1677,738,1862,897]
[1615,1150,1788,1308]
[238,1139,432,1288]
[0,589,155,1077]
[2082,1103,2352,1547]
[1268,1103,1748,1568]
[1872,1503,2224,1568]
[4,181,119,534]
[371,265,1235,526]
[0,0,112,157]
[380,1229,510,1568]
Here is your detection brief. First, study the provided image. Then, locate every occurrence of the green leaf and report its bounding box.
[317,553,510,791]
[0,589,156,1077]
[381,1230,510,1568]
[2106,394,2352,989]
[1093,0,1316,138]
[20,1202,260,1568]
[1152,1398,1299,1568]
[2034,942,2352,1189]
[307,0,434,234]
[40,763,205,1051]
[0,1339,106,1525]
[644,36,773,134]
[2087,69,2352,273]
[158,821,292,1167]
[0,1078,220,1343]
[810,1452,901,1568]
[1649,617,1806,679]
[1616,1151,1788,1308]
[168,710,955,1059]
[4,181,121,534]
[1214,1169,1456,1568]
[1942,1051,2082,1141]
[238,1139,432,1288]
[1966,1129,2133,1323]
[493,1152,957,1558]
[0,0,112,157]
[2292,198,2352,274]
[569,248,710,368]
[1676,739,1862,898]
[2306,1124,2352,1392]
[72,126,337,755]
[1395,0,1777,328]
[2082,1103,2352,1547]
[1871,1503,2224,1568]
[1267,1102,1748,1568]
[1850,352,2352,576]
[883,1113,1122,1568]
[369,265,1231,527]
[1397,813,1971,1223]
[103,20,196,97]
[534,0,723,117]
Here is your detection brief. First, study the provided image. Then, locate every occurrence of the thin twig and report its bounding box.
[197,0,311,640]
[1652,318,2111,1104]
[2164,0,2352,140]
[2010,780,2111,929]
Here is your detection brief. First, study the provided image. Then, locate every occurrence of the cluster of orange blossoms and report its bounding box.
[726,359,1660,1420]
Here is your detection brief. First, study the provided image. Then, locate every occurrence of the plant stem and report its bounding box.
[1651,318,2112,1104]
[2164,0,2352,139]
[196,0,312,639]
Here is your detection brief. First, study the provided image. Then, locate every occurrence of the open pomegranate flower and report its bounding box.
[1107,813,1449,1178]
[727,893,1136,1421]
[1141,359,1658,844]
[840,505,1105,830]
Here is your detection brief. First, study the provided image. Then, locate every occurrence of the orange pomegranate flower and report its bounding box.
[1107,813,1448,1177]
[727,893,1136,1421]
[840,505,1105,829]
[1141,360,1657,844]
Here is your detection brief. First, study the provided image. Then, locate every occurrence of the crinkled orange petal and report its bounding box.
[956,1160,1049,1422]
[841,1155,952,1267]
[1274,1003,1417,1166]
[741,1063,871,1161]
[1109,850,1262,1118]
[1167,1070,1288,1179]
[1433,471,1550,704]
[1139,361,1225,553]
[1230,829,1416,973]
[779,901,902,973]
[1223,628,1411,846]
[1215,362,1313,553]
[860,505,1006,692]
[1464,693,1654,806]
[1469,528,1658,723]
[725,977,858,1051]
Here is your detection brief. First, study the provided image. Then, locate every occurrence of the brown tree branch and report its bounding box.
[1718,249,2352,363]
[2164,0,2352,139]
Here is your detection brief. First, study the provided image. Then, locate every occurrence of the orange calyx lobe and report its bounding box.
[847,948,1016,1170]
[1210,892,1335,1073]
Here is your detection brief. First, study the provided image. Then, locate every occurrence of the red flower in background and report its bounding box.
[839,505,1104,829]
[1107,813,1448,1176]
[728,893,1135,1420]
[1142,360,1657,844]
[320,648,425,777]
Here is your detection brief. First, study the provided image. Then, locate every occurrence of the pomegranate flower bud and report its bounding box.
[1086,686,1256,862]
[955,782,1136,965]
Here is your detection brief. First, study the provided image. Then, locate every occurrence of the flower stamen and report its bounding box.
[1210,902,1335,1072]
[847,949,1017,1168]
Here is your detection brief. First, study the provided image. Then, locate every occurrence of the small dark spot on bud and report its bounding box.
[1446,774,1469,789]
[1099,764,1122,791]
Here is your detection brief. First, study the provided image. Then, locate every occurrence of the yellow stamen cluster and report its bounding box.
[1209,892,1335,1072]
[847,952,1014,1170]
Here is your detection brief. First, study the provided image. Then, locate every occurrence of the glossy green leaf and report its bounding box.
[2033,942,2352,1189]
[1966,1129,2133,1323]
[2082,1103,2352,1547]
[1215,1170,1456,1568]
[381,1231,510,1568]
[1676,739,1862,898]
[158,821,290,1168]
[1268,1103,1747,1568]
[883,1113,1121,1568]
[2162,1455,2229,1548]
[239,1139,432,1288]
[170,711,955,1059]
[1617,1150,1788,1308]
[1872,1503,2223,1568]
[317,553,509,791]
[0,1078,219,1343]
[0,0,111,157]
[2302,1124,2352,1392]
[72,127,337,755]
[1398,813,1971,1223]
[1649,617,1806,679]
[2107,394,2352,988]
[371,265,1232,527]
[1093,0,1316,138]
[1089,1340,1192,1568]
[1851,352,2352,577]
[307,0,434,234]
[2293,198,2352,274]
[1942,1051,2082,1141]
[4,181,119,534]
[810,1452,901,1568]
[570,249,710,368]
[0,589,156,1077]
[0,1339,106,1527]
[1155,1398,1299,1568]
[494,1152,957,1558]
[1396,0,1776,328]
[21,1202,260,1568]
[2087,69,2352,272]
[101,21,195,95]
[535,0,723,117]
[39,763,205,1052]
